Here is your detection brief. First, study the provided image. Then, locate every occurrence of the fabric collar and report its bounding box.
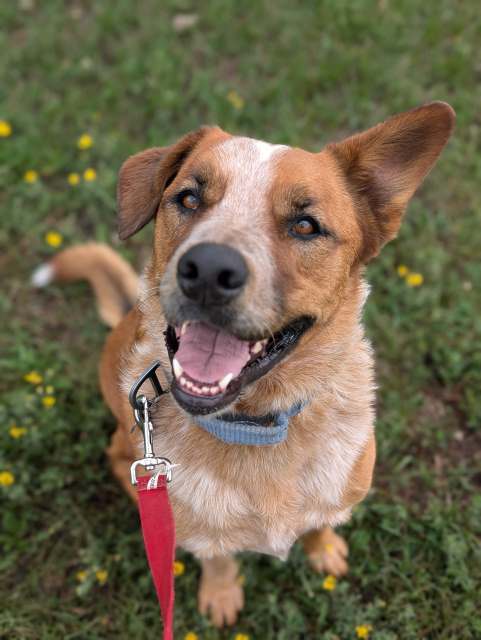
[193,400,308,446]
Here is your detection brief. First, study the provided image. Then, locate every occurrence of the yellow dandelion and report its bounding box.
[234,634,250,640]
[226,90,245,111]
[42,396,56,408]
[9,425,27,439]
[356,624,373,638]
[406,272,424,287]
[67,172,80,186]
[322,574,337,591]
[83,167,97,182]
[24,170,39,183]
[77,133,93,150]
[0,471,15,486]
[173,560,185,576]
[397,264,409,277]
[95,569,108,585]
[24,371,43,385]
[45,231,63,248]
[45,385,55,394]
[184,633,198,640]
[0,120,12,137]
[76,570,88,583]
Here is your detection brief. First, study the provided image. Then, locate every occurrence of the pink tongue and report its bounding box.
[175,322,251,384]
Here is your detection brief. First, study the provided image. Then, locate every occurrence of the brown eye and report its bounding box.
[292,219,316,235]
[180,191,200,210]
[288,216,325,240]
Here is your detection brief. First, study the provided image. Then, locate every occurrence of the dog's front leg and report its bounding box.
[198,555,244,627]
[106,423,138,503]
[302,526,349,576]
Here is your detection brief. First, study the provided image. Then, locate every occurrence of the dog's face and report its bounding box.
[118,103,454,415]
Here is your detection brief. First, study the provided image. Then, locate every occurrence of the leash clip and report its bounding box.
[129,362,176,486]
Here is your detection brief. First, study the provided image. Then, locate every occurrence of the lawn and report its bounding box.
[1,1,480,639]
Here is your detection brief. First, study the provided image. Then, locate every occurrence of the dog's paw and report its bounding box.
[198,578,244,627]
[305,530,349,577]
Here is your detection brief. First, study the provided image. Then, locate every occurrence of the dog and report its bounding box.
[33,102,454,627]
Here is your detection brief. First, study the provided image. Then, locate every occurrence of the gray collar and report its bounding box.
[193,400,308,446]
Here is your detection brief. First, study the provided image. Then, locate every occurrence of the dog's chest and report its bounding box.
[152,416,366,559]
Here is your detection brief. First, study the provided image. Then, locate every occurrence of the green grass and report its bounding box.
[1,1,480,638]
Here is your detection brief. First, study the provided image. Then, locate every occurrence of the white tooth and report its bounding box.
[210,386,220,396]
[219,373,233,390]
[181,321,190,336]
[180,376,187,386]
[173,358,183,379]
[201,386,210,394]
[185,380,192,389]
[251,341,263,354]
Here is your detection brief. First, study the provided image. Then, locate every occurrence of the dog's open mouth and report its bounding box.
[165,316,313,415]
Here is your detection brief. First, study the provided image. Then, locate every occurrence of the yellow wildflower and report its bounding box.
[226,90,245,111]
[0,471,15,486]
[173,560,185,576]
[0,120,12,137]
[42,396,56,408]
[322,574,337,591]
[24,170,39,183]
[406,272,424,287]
[95,569,108,585]
[397,264,409,277]
[83,167,97,182]
[9,425,27,439]
[76,570,88,583]
[24,371,43,385]
[234,634,250,640]
[77,133,93,150]
[324,543,334,554]
[45,385,55,394]
[67,172,80,186]
[356,624,373,638]
[45,231,63,248]
[184,633,198,640]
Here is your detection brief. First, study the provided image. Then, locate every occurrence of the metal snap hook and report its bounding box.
[128,370,178,486]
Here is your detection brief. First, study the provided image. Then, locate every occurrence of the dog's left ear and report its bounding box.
[117,126,220,240]
[327,101,455,262]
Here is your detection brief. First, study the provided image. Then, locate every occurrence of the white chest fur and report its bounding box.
[148,401,373,560]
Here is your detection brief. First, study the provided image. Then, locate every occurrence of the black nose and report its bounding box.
[177,242,248,305]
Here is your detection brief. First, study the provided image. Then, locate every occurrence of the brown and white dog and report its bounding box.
[34,102,454,627]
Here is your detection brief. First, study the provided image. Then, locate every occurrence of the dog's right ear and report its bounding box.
[117,127,219,240]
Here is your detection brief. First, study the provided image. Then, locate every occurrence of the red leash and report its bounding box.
[128,363,178,640]
[137,474,176,640]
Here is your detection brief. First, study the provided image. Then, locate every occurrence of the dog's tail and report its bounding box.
[32,243,139,328]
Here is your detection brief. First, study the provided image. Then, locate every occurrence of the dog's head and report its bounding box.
[118,102,454,414]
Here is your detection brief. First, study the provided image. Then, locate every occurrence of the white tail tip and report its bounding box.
[31,263,54,288]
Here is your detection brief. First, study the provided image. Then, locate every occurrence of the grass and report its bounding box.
[1,1,480,638]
